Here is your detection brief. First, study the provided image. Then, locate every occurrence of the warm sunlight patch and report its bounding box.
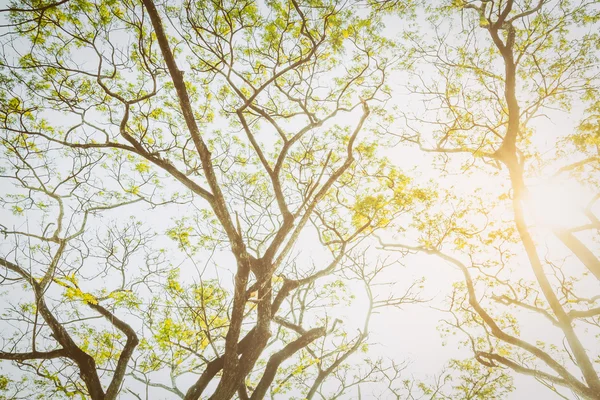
[526,178,591,229]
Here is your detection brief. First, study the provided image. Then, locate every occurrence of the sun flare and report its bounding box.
[525,178,592,229]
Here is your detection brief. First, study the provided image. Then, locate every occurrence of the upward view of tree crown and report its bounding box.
[0,0,598,399]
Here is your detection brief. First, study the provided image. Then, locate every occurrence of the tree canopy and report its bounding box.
[0,0,599,399]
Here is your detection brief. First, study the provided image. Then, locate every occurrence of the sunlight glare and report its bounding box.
[525,178,591,229]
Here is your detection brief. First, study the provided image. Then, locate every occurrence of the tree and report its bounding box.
[3,0,596,399]
[0,0,436,399]
[378,0,600,398]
